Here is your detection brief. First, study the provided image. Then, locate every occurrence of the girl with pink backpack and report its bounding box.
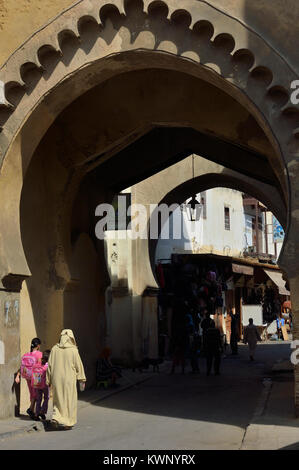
[32,350,50,421]
[15,338,42,419]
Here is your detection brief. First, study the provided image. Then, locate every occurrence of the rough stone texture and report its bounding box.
[0,291,20,419]
[0,0,74,65]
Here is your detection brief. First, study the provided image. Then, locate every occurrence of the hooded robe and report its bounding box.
[244,323,261,356]
[46,329,86,427]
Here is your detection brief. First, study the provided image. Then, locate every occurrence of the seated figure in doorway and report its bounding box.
[96,347,122,389]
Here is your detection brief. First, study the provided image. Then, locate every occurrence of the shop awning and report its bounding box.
[263,269,290,295]
[232,263,254,276]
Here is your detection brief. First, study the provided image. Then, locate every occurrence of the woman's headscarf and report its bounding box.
[58,329,77,348]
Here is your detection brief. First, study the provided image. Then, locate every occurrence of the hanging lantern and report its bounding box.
[184,154,202,221]
[187,195,202,221]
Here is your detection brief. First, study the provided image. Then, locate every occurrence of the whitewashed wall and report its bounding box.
[155,187,246,262]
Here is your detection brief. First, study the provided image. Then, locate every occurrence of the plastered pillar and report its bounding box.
[0,290,21,419]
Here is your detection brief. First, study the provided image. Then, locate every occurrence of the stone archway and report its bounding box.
[129,154,287,286]
[112,154,287,369]
[1,0,299,417]
[0,0,295,284]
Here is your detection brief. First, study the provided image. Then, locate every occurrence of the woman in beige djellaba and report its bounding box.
[46,329,86,430]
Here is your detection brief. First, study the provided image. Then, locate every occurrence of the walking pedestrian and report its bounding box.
[230,311,239,355]
[170,300,190,374]
[32,349,51,421]
[46,329,86,430]
[15,337,42,419]
[201,311,213,356]
[206,321,223,376]
[243,318,261,361]
[170,335,187,374]
[189,333,200,374]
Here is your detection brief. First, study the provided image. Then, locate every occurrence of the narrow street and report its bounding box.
[0,342,292,450]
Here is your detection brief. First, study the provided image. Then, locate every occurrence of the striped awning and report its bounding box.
[263,269,290,296]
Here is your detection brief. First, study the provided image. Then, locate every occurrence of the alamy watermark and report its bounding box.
[95,195,201,240]
[290,341,299,365]
[290,81,299,104]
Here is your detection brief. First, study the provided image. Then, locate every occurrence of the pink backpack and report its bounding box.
[31,363,46,389]
[20,353,37,380]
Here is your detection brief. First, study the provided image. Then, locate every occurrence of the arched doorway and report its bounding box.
[1,0,299,417]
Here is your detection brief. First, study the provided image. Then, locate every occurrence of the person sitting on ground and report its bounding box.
[96,347,122,388]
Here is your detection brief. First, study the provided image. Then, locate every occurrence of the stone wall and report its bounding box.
[1,1,299,73]
[0,291,20,419]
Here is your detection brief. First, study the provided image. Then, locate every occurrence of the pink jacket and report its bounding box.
[31,350,43,362]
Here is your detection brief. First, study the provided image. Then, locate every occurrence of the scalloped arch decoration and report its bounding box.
[0,0,297,199]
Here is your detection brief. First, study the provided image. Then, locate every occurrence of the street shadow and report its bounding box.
[16,414,35,422]
[279,442,299,450]
[76,342,298,433]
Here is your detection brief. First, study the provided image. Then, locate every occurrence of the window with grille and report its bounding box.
[224,207,230,230]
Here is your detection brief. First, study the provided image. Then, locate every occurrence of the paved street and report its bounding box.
[0,342,293,450]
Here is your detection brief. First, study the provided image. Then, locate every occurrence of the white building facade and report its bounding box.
[155,188,283,263]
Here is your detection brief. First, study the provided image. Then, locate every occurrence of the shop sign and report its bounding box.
[232,263,254,276]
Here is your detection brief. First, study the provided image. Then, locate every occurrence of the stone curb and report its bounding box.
[251,378,273,420]
[239,377,273,450]
[0,421,44,441]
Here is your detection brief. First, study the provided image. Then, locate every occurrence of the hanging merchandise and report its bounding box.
[222,281,228,291]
